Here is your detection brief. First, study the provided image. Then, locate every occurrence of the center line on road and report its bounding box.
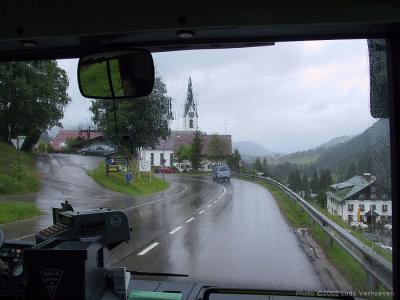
[217,184,226,200]
[185,217,195,223]
[207,204,213,208]
[198,210,205,215]
[169,226,182,235]
[137,242,159,256]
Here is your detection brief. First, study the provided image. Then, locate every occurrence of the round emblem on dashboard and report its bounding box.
[109,214,122,227]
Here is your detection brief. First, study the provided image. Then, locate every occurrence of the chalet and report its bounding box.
[326,174,391,224]
[51,129,103,151]
[139,131,232,172]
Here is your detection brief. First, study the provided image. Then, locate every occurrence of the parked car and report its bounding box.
[80,144,115,156]
[377,243,393,253]
[212,165,230,183]
[384,224,392,231]
[159,167,177,174]
[350,221,368,229]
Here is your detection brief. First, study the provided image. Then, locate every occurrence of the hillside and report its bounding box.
[279,135,354,165]
[233,140,275,157]
[0,142,40,194]
[315,119,390,189]
[317,135,354,149]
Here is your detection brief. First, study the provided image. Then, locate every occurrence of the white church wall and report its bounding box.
[139,149,174,171]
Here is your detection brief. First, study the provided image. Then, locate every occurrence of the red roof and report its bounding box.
[150,131,232,156]
[51,130,103,150]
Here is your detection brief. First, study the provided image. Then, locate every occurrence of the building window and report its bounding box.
[371,185,376,192]
[189,119,193,128]
[382,205,388,212]
[160,153,164,165]
[348,204,354,212]
[359,204,365,212]
[382,193,387,200]
[371,193,377,200]
[150,153,154,166]
[170,153,174,165]
[359,193,365,200]
[348,215,353,222]
[371,204,376,211]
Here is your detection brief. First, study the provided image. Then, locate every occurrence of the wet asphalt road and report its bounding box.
[115,178,323,290]
[0,154,323,290]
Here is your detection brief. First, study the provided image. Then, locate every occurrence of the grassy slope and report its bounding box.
[237,176,389,296]
[0,142,41,194]
[0,201,41,224]
[286,153,320,165]
[0,141,41,223]
[88,163,169,196]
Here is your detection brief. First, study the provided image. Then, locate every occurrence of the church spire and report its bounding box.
[184,77,196,116]
[183,77,198,131]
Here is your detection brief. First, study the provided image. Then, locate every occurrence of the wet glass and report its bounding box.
[0,39,393,299]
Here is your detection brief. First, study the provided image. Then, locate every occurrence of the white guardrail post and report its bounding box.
[231,172,393,290]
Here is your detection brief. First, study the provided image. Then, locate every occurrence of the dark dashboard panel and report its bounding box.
[0,240,34,297]
[101,279,354,300]
[0,1,400,60]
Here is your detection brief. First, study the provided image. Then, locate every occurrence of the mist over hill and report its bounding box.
[233,140,275,157]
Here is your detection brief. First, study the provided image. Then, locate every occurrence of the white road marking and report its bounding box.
[169,226,182,235]
[198,210,205,215]
[207,204,213,208]
[217,184,226,200]
[185,217,195,223]
[137,242,159,256]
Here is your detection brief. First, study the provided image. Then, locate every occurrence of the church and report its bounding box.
[139,78,232,172]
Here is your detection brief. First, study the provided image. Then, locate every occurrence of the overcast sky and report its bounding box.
[57,39,375,154]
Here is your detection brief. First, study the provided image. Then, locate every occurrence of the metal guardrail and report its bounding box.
[232,172,393,290]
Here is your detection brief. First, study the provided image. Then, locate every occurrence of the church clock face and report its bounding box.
[188,112,195,118]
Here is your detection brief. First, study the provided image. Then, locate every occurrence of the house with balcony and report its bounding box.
[326,174,391,224]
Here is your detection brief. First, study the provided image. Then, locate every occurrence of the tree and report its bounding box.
[302,173,309,198]
[90,76,172,156]
[0,61,70,149]
[64,137,80,153]
[227,148,241,171]
[319,168,333,191]
[288,170,302,192]
[262,157,269,174]
[176,144,192,162]
[347,162,357,179]
[207,134,228,161]
[254,157,262,171]
[310,171,320,194]
[190,131,203,170]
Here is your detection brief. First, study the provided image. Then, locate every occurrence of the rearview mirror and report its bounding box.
[78,50,154,99]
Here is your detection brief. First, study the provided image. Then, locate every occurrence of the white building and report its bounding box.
[326,174,392,224]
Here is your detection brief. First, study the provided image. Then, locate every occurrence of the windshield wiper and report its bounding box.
[129,270,189,277]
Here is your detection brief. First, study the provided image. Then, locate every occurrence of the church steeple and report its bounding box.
[184,77,198,131]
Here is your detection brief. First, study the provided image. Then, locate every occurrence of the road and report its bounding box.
[0,154,323,290]
[114,177,323,290]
